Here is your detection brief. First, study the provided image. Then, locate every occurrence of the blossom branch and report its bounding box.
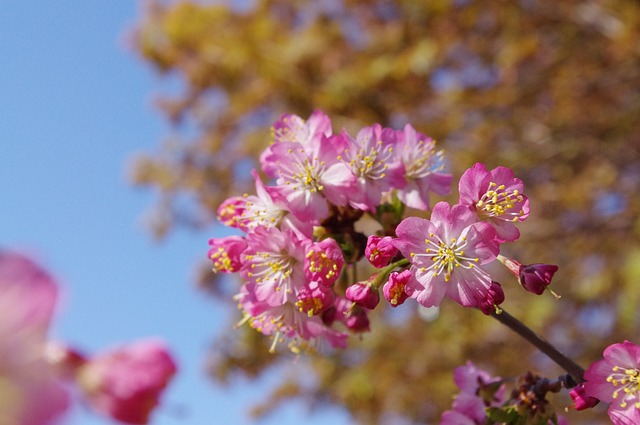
[490,308,585,384]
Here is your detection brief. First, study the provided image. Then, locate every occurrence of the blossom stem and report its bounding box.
[490,308,585,384]
[371,258,410,289]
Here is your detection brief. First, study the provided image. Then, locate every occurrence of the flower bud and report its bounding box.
[498,255,558,295]
[519,263,558,295]
[477,281,505,315]
[344,307,370,333]
[345,281,380,310]
[207,236,247,273]
[569,384,599,411]
[383,270,410,307]
[365,235,398,268]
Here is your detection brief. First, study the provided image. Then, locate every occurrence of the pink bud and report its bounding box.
[344,307,370,333]
[334,296,370,333]
[365,235,398,268]
[345,281,380,310]
[569,384,599,411]
[216,196,247,230]
[77,339,177,425]
[383,270,410,307]
[477,281,505,315]
[207,236,247,273]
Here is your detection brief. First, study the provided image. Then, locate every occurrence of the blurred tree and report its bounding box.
[131,0,640,423]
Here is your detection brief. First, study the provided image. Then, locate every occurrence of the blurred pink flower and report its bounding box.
[0,251,69,425]
[583,340,640,424]
[77,339,177,425]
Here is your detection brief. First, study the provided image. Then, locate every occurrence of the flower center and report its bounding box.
[306,250,339,281]
[413,234,479,282]
[346,139,393,180]
[476,181,525,222]
[295,297,324,317]
[241,198,284,230]
[607,365,640,408]
[279,149,325,193]
[245,251,294,294]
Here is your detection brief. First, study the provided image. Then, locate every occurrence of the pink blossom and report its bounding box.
[365,235,398,268]
[240,226,309,306]
[395,123,452,210]
[216,170,313,238]
[207,236,247,273]
[393,202,499,308]
[304,238,344,287]
[583,340,640,424]
[440,361,505,425]
[266,134,356,222]
[0,251,69,425]
[295,281,335,317]
[261,111,333,177]
[458,163,530,242]
[341,124,405,212]
[237,284,347,352]
[383,270,410,307]
[76,339,177,425]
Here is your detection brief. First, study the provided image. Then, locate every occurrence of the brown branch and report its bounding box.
[490,308,585,384]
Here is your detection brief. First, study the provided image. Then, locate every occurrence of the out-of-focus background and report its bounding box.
[2,0,640,424]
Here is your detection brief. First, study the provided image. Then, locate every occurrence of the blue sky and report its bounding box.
[0,2,350,424]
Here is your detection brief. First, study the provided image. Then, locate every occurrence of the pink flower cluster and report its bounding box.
[208,111,559,351]
[0,250,176,425]
[210,111,453,352]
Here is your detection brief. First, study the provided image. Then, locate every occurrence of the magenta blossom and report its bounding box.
[295,280,335,317]
[76,339,177,425]
[383,270,411,307]
[240,226,309,306]
[304,238,344,287]
[341,124,406,211]
[207,236,247,273]
[393,202,499,308]
[395,123,452,210]
[0,251,69,425]
[365,235,398,268]
[458,162,530,242]
[237,284,347,352]
[583,340,640,424]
